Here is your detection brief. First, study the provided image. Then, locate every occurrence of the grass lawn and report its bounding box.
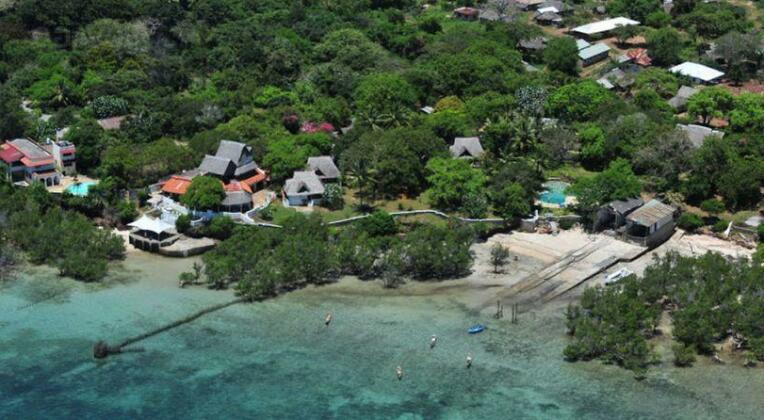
[545,165,596,182]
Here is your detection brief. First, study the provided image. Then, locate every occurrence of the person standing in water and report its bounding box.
[466,353,473,369]
[324,312,332,326]
[430,335,438,349]
[396,365,403,380]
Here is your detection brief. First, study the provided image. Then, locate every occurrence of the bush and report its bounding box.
[750,337,764,361]
[672,343,697,367]
[677,213,704,232]
[712,219,729,233]
[204,216,235,240]
[758,225,764,242]
[176,214,191,234]
[559,218,576,230]
[356,210,397,237]
[700,199,725,215]
[115,200,138,225]
[322,184,344,210]
[91,95,129,119]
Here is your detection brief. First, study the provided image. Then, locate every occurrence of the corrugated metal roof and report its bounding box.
[669,62,724,82]
[627,200,675,227]
[572,17,639,35]
[579,43,610,60]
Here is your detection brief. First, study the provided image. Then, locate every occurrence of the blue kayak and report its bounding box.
[468,324,485,334]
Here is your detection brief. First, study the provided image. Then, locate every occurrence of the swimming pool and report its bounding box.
[538,181,570,206]
[65,181,96,197]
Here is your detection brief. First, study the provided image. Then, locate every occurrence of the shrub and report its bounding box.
[672,343,697,367]
[559,218,576,230]
[176,214,191,234]
[677,213,704,232]
[356,210,397,237]
[322,184,344,211]
[115,200,137,225]
[712,219,729,233]
[91,95,129,119]
[700,199,725,215]
[758,225,764,242]
[204,216,235,240]
[751,337,764,361]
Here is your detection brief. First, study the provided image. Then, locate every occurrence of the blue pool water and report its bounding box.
[65,182,96,196]
[539,181,570,206]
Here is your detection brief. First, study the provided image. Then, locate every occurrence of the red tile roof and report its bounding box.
[0,144,23,163]
[241,169,267,186]
[21,157,54,167]
[161,175,192,195]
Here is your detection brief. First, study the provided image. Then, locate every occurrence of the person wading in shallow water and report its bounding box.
[430,335,438,349]
[325,312,332,326]
[466,353,473,368]
[396,365,403,380]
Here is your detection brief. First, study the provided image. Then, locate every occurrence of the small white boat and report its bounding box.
[604,268,634,285]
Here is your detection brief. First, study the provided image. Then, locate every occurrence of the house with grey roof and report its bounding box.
[579,43,611,66]
[677,124,724,148]
[450,137,485,159]
[518,36,546,52]
[594,198,644,231]
[283,171,325,207]
[307,156,340,182]
[198,140,263,184]
[597,67,636,90]
[624,199,677,248]
[199,155,236,179]
[538,1,573,14]
[668,86,698,110]
[534,10,563,26]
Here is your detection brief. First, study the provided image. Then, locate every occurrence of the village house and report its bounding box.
[597,68,635,91]
[453,7,480,20]
[571,17,640,40]
[669,62,725,84]
[677,124,725,148]
[0,138,65,187]
[514,0,545,10]
[668,86,699,111]
[623,199,677,248]
[595,198,677,248]
[534,10,563,26]
[518,36,546,52]
[594,198,644,232]
[579,43,611,66]
[283,171,325,207]
[450,137,485,160]
[307,156,341,183]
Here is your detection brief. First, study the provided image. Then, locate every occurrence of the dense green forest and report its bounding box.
[0,0,762,221]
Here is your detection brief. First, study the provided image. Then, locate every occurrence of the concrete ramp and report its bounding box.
[495,235,646,306]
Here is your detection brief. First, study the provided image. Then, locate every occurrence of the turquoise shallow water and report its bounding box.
[1,253,763,419]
